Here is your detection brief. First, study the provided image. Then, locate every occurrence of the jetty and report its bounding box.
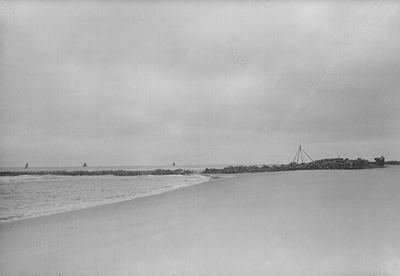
[0,169,194,177]
[202,147,389,174]
[201,158,383,174]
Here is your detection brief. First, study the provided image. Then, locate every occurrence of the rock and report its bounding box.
[0,169,194,177]
[374,156,385,167]
[200,157,384,174]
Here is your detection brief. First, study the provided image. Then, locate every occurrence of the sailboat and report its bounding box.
[83,162,87,167]
[172,162,175,166]
[25,163,28,169]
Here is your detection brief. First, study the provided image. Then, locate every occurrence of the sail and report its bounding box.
[25,163,28,169]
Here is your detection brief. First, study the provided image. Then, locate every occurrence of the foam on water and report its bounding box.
[0,173,211,222]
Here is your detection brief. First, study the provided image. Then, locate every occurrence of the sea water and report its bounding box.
[0,164,230,222]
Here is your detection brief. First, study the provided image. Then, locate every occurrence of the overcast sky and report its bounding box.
[1,1,399,167]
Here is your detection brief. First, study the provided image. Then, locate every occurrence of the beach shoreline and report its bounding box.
[1,168,399,276]
[0,173,219,223]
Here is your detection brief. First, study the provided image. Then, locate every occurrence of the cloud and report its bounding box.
[1,1,399,166]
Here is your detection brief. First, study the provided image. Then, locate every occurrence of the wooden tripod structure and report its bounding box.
[292,145,314,164]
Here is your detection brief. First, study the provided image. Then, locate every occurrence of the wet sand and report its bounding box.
[1,168,399,276]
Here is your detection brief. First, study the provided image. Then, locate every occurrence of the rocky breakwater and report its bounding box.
[202,158,381,174]
[0,169,194,177]
[386,160,400,165]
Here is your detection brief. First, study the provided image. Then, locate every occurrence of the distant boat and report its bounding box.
[25,163,28,169]
[83,162,87,167]
[172,162,175,166]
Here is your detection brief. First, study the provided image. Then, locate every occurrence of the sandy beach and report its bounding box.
[1,168,399,276]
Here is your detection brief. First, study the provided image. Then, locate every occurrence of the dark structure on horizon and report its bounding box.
[0,169,193,177]
[292,145,314,164]
[374,156,385,167]
[201,146,390,174]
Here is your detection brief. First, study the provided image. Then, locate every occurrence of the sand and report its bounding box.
[1,168,400,276]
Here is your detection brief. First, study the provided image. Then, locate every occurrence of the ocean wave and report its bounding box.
[0,174,211,223]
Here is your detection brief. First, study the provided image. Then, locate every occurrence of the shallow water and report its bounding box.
[0,164,241,222]
[0,173,211,222]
